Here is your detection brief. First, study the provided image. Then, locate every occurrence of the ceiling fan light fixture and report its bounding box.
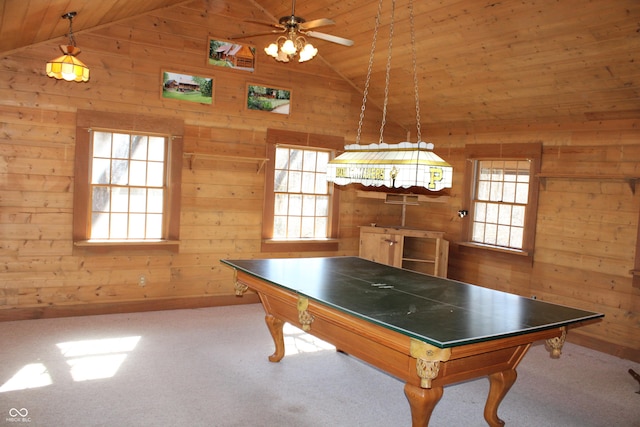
[46,11,89,82]
[276,50,291,62]
[298,43,317,62]
[265,43,279,57]
[281,39,297,55]
[233,0,352,64]
[264,35,316,63]
[265,37,292,62]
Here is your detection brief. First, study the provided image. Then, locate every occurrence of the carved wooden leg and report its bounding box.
[484,369,517,427]
[404,383,444,427]
[264,314,285,362]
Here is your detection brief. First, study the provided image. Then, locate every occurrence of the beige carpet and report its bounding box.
[0,304,638,426]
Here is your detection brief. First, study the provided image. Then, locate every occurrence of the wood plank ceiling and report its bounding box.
[1,0,639,130]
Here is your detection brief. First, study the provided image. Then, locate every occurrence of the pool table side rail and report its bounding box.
[220,259,603,349]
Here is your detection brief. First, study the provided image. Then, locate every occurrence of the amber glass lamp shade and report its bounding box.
[46,45,90,82]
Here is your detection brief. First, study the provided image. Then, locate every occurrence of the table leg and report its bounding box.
[483,369,517,427]
[264,314,285,362]
[404,383,444,427]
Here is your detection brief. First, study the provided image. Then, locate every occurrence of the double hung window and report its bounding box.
[73,110,183,253]
[273,146,331,239]
[462,143,541,255]
[471,160,531,249]
[90,131,167,240]
[262,129,342,252]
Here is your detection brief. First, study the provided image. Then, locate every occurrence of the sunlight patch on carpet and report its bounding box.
[57,336,141,381]
[283,323,335,355]
[0,363,52,392]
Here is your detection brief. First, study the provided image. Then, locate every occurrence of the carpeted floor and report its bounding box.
[0,304,638,426]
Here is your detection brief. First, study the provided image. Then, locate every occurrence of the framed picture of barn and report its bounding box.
[161,71,213,104]
[208,38,256,72]
[246,84,291,115]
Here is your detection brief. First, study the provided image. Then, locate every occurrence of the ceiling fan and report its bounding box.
[230,0,353,61]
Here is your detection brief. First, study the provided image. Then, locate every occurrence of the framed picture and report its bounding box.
[208,38,256,72]
[162,71,213,105]
[246,84,291,115]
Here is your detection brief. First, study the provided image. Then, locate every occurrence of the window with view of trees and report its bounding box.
[273,146,331,239]
[90,131,167,240]
[462,143,541,256]
[262,129,342,253]
[471,160,531,249]
[73,110,183,254]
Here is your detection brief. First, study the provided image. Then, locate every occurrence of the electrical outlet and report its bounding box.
[138,274,147,287]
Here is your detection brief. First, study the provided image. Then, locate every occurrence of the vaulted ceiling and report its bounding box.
[1,0,639,129]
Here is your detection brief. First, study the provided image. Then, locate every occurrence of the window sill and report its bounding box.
[458,241,530,257]
[73,240,179,255]
[261,238,339,253]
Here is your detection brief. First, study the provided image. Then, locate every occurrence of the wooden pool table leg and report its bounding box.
[483,369,517,427]
[404,383,444,427]
[264,314,285,362]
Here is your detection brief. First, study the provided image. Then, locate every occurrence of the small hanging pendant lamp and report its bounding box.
[46,12,90,82]
[326,0,452,191]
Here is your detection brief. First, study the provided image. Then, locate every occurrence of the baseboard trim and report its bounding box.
[567,330,640,363]
[0,293,261,322]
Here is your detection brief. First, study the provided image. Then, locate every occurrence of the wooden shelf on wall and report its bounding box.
[356,190,450,204]
[183,152,268,173]
[536,173,640,194]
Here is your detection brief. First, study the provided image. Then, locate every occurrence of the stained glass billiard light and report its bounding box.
[325,0,452,191]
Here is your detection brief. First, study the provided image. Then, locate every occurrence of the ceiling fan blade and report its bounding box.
[228,29,284,40]
[299,18,335,30]
[305,31,354,47]
[244,19,285,30]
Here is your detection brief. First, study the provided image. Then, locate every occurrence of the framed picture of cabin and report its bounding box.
[161,71,213,105]
[246,83,291,116]
[208,38,256,72]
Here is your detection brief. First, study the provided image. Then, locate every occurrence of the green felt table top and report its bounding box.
[221,256,603,348]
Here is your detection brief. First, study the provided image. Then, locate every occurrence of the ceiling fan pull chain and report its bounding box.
[409,0,422,143]
[355,0,385,146]
[379,0,396,144]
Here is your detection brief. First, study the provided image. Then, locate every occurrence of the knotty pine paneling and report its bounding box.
[0,0,404,316]
[0,174,73,194]
[177,238,261,255]
[0,240,73,258]
[0,2,638,362]
[2,189,72,209]
[436,128,640,361]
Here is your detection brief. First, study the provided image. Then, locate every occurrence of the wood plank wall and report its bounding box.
[0,0,638,362]
[404,122,640,362]
[0,0,405,318]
